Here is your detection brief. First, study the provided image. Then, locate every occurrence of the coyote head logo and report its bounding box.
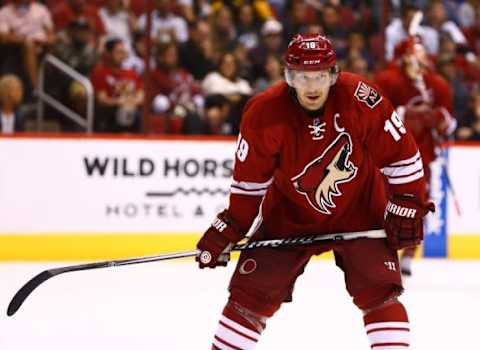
[291,133,358,214]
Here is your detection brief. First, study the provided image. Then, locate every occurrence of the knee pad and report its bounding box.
[223,301,268,334]
[353,284,403,311]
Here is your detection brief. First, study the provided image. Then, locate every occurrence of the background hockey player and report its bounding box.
[196,33,433,349]
[374,36,456,276]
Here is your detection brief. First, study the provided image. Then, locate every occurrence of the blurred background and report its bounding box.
[0,1,479,348]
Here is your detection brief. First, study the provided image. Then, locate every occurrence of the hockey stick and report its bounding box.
[7,229,385,317]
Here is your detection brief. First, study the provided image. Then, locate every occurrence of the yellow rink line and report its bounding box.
[0,234,478,261]
[448,235,480,259]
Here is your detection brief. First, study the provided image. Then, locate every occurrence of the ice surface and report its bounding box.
[1,259,479,349]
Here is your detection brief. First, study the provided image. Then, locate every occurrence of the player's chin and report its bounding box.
[301,95,324,109]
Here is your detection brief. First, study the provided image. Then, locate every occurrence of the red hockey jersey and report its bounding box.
[374,65,455,168]
[228,73,427,239]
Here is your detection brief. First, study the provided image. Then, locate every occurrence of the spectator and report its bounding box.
[0,0,55,91]
[249,18,284,80]
[253,54,283,93]
[202,53,252,135]
[150,41,203,116]
[201,52,253,100]
[282,0,315,43]
[320,4,349,59]
[99,0,136,48]
[51,0,104,38]
[178,20,216,81]
[182,93,236,135]
[426,0,467,48]
[456,87,480,141]
[138,0,189,44]
[0,74,25,133]
[344,31,373,71]
[54,18,98,76]
[344,53,370,78]
[90,38,144,132]
[436,52,471,128]
[235,3,260,50]
[122,30,149,76]
[385,2,438,60]
[210,6,237,54]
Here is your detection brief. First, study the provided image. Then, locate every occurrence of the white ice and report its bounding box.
[1,259,479,349]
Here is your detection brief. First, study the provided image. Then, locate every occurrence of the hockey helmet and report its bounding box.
[284,33,339,88]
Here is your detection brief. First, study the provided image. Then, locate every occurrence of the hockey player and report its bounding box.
[374,37,456,276]
[196,34,433,349]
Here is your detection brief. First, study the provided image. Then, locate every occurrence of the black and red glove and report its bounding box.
[384,194,435,250]
[196,210,244,268]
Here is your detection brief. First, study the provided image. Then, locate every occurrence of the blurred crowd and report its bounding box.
[0,0,480,141]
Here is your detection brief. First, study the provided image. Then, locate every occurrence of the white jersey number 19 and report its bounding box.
[384,110,407,141]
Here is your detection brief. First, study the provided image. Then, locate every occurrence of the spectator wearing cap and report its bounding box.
[52,18,98,129]
[248,18,284,81]
[179,20,216,81]
[0,74,25,134]
[54,18,98,76]
[51,0,105,39]
[90,38,144,132]
[138,0,188,44]
[99,0,137,48]
[0,0,55,91]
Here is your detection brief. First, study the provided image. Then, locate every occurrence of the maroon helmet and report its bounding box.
[284,33,337,71]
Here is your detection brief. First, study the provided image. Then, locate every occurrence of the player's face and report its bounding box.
[290,70,332,110]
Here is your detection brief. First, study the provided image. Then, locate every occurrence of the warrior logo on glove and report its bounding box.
[292,132,358,214]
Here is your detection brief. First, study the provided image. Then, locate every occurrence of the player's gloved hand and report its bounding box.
[196,210,244,268]
[384,194,435,250]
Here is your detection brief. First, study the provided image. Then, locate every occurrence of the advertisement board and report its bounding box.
[1,137,479,259]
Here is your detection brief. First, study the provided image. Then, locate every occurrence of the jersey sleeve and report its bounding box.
[361,86,427,199]
[227,96,282,233]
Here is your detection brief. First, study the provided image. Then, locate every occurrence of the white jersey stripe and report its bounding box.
[365,322,410,332]
[382,158,423,178]
[219,316,260,340]
[230,187,267,196]
[387,151,421,167]
[386,169,424,185]
[368,330,410,345]
[231,178,273,190]
[212,337,237,350]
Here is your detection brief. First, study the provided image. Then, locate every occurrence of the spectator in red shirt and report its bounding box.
[151,41,203,116]
[90,37,144,132]
[50,0,105,38]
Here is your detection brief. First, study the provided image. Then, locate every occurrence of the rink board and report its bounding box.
[1,136,479,260]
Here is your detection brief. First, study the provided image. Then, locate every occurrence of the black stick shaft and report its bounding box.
[7,229,384,317]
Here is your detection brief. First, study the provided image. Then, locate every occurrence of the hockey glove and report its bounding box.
[384,195,435,250]
[196,210,244,269]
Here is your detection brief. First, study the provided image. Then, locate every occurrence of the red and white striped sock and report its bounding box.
[363,302,410,349]
[212,302,266,350]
